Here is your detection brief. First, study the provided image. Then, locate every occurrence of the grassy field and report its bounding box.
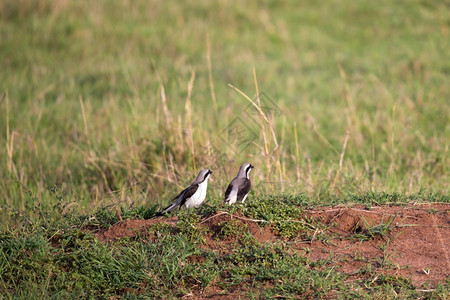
[0,0,449,298]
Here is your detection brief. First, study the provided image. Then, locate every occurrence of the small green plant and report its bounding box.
[427,208,438,215]
[354,214,397,241]
[216,219,248,239]
[375,239,400,270]
[358,263,374,275]
[243,194,316,239]
[176,210,209,243]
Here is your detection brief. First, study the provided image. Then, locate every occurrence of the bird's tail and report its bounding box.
[155,202,179,217]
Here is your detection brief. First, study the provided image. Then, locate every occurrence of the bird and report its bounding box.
[155,169,213,216]
[224,163,254,205]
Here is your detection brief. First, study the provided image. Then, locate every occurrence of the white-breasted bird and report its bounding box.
[224,163,254,205]
[156,169,213,216]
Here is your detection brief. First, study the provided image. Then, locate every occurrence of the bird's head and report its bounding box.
[239,163,254,178]
[196,168,213,182]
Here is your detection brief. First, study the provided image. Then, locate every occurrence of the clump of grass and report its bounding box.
[229,69,283,192]
[218,242,343,297]
[175,210,211,243]
[215,219,248,239]
[242,194,316,239]
[0,227,150,298]
[353,214,397,242]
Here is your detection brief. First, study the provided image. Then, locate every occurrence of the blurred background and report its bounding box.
[1,0,448,214]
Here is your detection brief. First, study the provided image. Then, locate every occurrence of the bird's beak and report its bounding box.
[250,165,254,169]
[208,170,213,175]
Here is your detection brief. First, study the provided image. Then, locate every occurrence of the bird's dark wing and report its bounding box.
[179,183,199,206]
[236,178,251,202]
[171,186,188,201]
[224,180,235,202]
[155,184,197,216]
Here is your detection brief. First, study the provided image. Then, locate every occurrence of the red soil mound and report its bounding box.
[95,216,178,242]
[95,203,449,288]
[303,203,449,287]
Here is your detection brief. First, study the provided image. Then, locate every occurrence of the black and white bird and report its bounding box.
[156,169,213,216]
[224,163,254,205]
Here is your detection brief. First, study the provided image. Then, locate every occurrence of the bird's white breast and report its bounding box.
[185,180,208,208]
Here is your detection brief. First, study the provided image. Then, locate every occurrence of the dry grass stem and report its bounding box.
[186,71,197,173]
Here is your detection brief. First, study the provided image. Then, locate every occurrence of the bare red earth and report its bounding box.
[303,203,449,287]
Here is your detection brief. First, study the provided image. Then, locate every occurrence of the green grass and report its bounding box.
[0,0,449,298]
